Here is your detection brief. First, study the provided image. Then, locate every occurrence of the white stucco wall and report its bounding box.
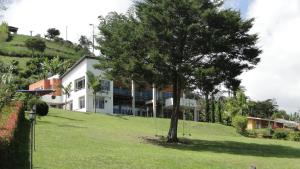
[61,57,114,114]
[86,59,114,114]
[62,59,87,112]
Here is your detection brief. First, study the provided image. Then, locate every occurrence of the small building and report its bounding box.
[8,26,18,34]
[29,75,63,108]
[247,117,284,130]
[274,119,299,129]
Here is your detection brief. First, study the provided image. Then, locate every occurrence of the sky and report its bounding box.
[1,0,300,113]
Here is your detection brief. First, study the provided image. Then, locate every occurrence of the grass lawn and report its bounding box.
[31,108,300,169]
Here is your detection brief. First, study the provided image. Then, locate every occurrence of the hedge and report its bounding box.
[0,102,28,169]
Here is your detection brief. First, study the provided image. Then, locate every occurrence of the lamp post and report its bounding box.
[89,24,95,53]
[16,89,55,169]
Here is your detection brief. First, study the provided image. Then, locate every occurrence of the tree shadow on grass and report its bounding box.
[143,136,300,159]
[107,114,129,120]
[47,115,84,122]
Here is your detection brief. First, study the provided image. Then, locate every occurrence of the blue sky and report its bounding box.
[223,0,251,18]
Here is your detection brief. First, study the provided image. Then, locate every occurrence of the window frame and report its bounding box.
[75,77,85,91]
[79,96,85,109]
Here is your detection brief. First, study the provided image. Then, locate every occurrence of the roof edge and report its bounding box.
[60,55,98,79]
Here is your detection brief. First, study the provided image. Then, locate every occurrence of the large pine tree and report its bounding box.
[97,0,261,142]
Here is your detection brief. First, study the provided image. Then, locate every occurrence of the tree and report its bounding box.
[79,35,92,49]
[0,22,9,42]
[46,28,60,40]
[86,71,102,113]
[60,82,73,110]
[25,37,46,57]
[42,56,67,78]
[97,0,261,142]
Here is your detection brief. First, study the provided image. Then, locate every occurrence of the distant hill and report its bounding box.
[0,34,85,60]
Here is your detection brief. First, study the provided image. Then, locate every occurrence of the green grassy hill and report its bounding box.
[0,34,84,69]
[26,108,300,169]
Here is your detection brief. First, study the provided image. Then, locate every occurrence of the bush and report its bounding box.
[0,22,9,42]
[272,129,289,140]
[232,115,247,134]
[288,131,300,141]
[28,98,49,116]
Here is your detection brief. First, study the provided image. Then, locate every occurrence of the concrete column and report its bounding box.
[194,107,198,122]
[131,80,136,116]
[152,83,156,118]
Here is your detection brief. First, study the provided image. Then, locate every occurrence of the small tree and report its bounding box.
[46,28,60,40]
[25,38,46,57]
[0,22,9,42]
[42,56,67,78]
[86,71,102,113]
[60,82,73,110]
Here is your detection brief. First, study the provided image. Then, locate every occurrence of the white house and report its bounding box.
[60,56,114,114]
[30,55,199,119]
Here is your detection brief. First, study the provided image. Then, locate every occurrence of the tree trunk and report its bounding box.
[167,74,181,143]
[218,100,222,123]
[65,97,67,110]
[211,93,215,123]
[205,93,210,122]
[94,93,96,113]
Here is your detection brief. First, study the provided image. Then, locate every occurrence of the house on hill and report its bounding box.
[29,56,198,118]
[8,26,18,34]
[247,117,284,130]
[247,117,300,130]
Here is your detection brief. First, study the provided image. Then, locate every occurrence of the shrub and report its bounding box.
[25,37,46,53]
[0,22,9,42]
[28,98,49,116]
[232,115,247,134]
[288,131,300,141]
[272,129,289,140]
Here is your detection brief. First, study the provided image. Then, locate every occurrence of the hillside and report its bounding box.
[0,34,84,65]
[24,108,300,169]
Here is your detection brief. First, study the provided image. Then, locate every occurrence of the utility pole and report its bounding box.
[89,24,95,53]
[65,26,68,41]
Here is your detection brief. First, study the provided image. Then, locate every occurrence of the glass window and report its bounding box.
[75,77,85,91]
[101,80,110,91]
[95,96,105,109]
[79,96,85,109]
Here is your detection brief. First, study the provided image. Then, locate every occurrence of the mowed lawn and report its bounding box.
[33,108,300,169]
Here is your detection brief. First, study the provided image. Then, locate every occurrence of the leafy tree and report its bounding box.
[248,99,278,119]
[25,37,46,57]
[60,82,73,110]
[86,71,102,113]
[0,22,9,42]
[97,0,261,142]
[42,56,67,78]
[46,28,60,40]
[79,35,92,49]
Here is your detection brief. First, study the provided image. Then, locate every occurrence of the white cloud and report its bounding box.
[241,0,300,113]
[1,0,133,43]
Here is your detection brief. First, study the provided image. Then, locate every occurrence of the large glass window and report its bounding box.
[75,77,85,91]
[101,80,110,92]
[79,96,85,109]
[95,96,105,109]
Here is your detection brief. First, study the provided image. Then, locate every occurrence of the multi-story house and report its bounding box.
[29,56,198,118]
